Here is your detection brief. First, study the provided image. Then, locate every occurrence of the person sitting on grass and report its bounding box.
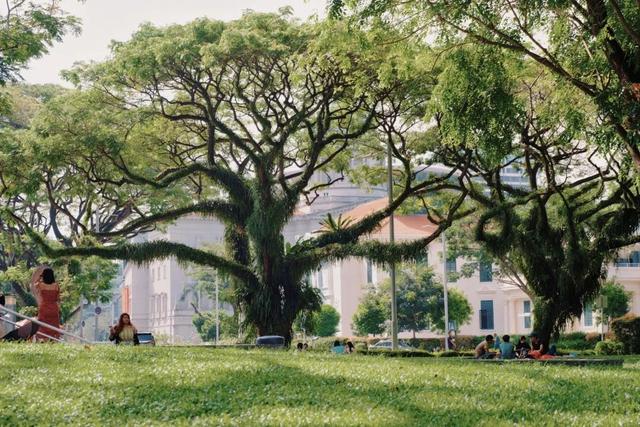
[499,335,515,359]
[527,333,544,358]
[109,313,139,346]
[296,342,303,351]
[527,333,556,359]
[331,340,345,354]
[515,335,531,358]
[475,334,496,359]
[345,340,355,354]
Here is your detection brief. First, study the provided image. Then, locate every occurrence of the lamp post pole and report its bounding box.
[387,139,398,351]
[215,278,220,345]
[442,233,450,351]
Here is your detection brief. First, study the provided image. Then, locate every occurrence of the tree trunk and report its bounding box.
[532,298,558,351]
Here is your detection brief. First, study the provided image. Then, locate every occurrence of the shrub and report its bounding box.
[407,338,442,351]
[562,332,587,341]
[454,335,485,350]
[611,314,640,354]
[555,332,597,351]
[19,306,38,317]
[405,335,484,351]
[594,340,624,355]
[315,305,340,337]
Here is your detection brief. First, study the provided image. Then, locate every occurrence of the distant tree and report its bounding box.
[315,304,340,337]
[192,310,238,342]
[352,287,388,336]
[377,263,473,337]
[293,309,317,336]
[427,288,473,333]
[595,281,632,327]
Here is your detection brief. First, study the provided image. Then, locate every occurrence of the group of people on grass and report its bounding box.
[294,340,356,353]
[331,340,355,354]
[475,333,556,360]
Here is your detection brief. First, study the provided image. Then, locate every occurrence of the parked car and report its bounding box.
[369,340,415,351]
[256,335,285,348]
[135,332,156,346]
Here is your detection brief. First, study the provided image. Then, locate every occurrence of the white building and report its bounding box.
[312,198,640,337]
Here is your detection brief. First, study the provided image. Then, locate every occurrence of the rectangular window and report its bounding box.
[479,261,492,282]
[584,303,593,327]
[366,259,373,284]
[480,300,494,330]
[523,300,531,329]
[446,257,457,273]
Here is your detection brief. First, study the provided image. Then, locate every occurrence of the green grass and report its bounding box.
[1,345,640,426]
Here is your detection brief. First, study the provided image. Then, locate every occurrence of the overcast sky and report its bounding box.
[23,0,326,85]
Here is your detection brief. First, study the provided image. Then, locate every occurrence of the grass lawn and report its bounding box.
[1,345,640,426]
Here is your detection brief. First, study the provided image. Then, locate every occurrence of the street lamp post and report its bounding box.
[442,233,450,351]
[215,278,220,345]
[387,139,398,351]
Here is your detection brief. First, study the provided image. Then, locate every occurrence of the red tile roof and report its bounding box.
[341,198,438,241]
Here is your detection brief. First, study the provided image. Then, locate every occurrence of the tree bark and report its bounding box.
[532,298,559,351]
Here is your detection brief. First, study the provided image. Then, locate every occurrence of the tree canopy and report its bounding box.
[331,0,640,170]
[354,263,472,337]
[4,12,467,343]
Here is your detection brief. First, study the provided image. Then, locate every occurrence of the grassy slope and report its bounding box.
[1,345,639,426]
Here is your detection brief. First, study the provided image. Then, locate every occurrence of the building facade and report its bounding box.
[312,198,640,338]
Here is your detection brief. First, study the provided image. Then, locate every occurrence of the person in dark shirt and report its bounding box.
[528,333,550,359]
[515,335,531,358]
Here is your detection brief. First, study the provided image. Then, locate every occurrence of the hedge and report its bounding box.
[301,331,617,354]
[594,340,624,355]
[611,314,640,354]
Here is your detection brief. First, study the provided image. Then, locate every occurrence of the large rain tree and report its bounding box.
[430,47,640,345]
[12,13,468,343]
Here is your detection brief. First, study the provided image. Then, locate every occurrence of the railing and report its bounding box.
[614,262,640,267]
[0,304,93,345]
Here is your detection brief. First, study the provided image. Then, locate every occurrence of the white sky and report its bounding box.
[23,0,326,85]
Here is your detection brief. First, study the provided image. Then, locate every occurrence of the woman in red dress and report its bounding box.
[31,266,61,341]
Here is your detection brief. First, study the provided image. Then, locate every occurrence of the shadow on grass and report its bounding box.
[2,347,639,426]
